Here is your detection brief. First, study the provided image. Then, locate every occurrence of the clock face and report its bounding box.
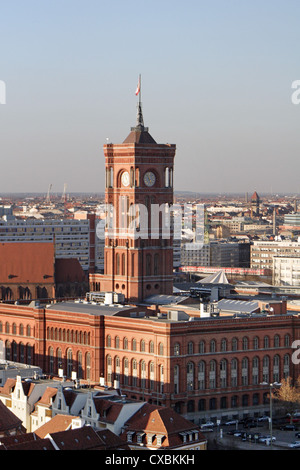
[144,171,156,187]
[121,171,130,187]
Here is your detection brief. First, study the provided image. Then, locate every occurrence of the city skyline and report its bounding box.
[0,1,300,194]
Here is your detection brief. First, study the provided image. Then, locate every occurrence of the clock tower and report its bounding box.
[91,90,176,302]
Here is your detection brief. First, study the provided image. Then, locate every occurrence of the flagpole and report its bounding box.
[139,74,141,105]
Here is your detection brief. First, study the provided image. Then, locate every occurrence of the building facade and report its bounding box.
[0,301,299,424]
[251,240,300,271]
[273,255,300,286]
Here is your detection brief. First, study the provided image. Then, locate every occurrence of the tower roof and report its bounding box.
[251,191,260,200]
[123,128,156,144]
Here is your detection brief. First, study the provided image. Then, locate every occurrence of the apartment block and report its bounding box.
[0,216,103,273]
[251,240,300,270]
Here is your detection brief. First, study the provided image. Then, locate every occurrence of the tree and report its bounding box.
[273,377,300,418]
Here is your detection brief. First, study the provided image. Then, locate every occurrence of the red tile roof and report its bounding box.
[34,414,74,439]
[0,400,23,433]
[93,397,123,423]
[120,403,206,449]
[49,426,128,450]
[3,437,55,450]
[35,386,58,407]
[0,242,55,284]
[55,258,87,283]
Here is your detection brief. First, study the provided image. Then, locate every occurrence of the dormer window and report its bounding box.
[136,432,145,444]
[127,431,134,443]
[147,434,155,445]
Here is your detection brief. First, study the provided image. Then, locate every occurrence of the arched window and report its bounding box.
[283,354,290,378]
[49,347,54,374]
[209,360,216,388]
[174,343,180,356]
[116,253,120,275]
[140,339,145,352]
[187,362,194,391]
[159,365,164,393]
[165,167,169,187]
[77,351,83,379]
[220,359,227,387]
[132,338,137,352]
[115,356,120,382]
[273,355,280,382]
[174,365,180,394]
[199,341,205,354]
[252,356,259,385]
[221,338,227,352]
[121,254,125,276]
[132,359,137,386]
[146,254,151,276]
[198,361,206,390]
[253,336,259,349]
[149,341,154,354]
[274,335,280,348]
[159,343,164,356]
[154,254,159,275]
[242,357,248,385]
[149,362,155,390]
[141,360,146,389]
[188,341,194,355]
[56,348,62,373]
[263,355,270,383]
[187,400,195,413]
[107,355,112,384]
[284,334,290,347]
[124,358,129,385]
[231,395,238,408]
[242,337,248,351]
[210,340,216,353]
[232,337,238,351]
[264,336,269,349]
[20,343,25,363]
[12,341,17,362]
[123,337,128,350]
[67,349,73,377]
[231,358,238,387]
[106,335,111,347]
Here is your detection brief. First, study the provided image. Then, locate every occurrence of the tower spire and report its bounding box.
[132,74,148,132]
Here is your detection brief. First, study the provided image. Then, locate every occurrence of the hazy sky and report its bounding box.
[0,0,300,195]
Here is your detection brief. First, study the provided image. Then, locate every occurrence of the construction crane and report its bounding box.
[61,183,67,203]
[46,184,52,203]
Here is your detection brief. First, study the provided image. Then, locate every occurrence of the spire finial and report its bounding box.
[131,74,148,132]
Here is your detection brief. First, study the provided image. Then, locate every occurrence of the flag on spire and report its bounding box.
[135,75,141,96]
